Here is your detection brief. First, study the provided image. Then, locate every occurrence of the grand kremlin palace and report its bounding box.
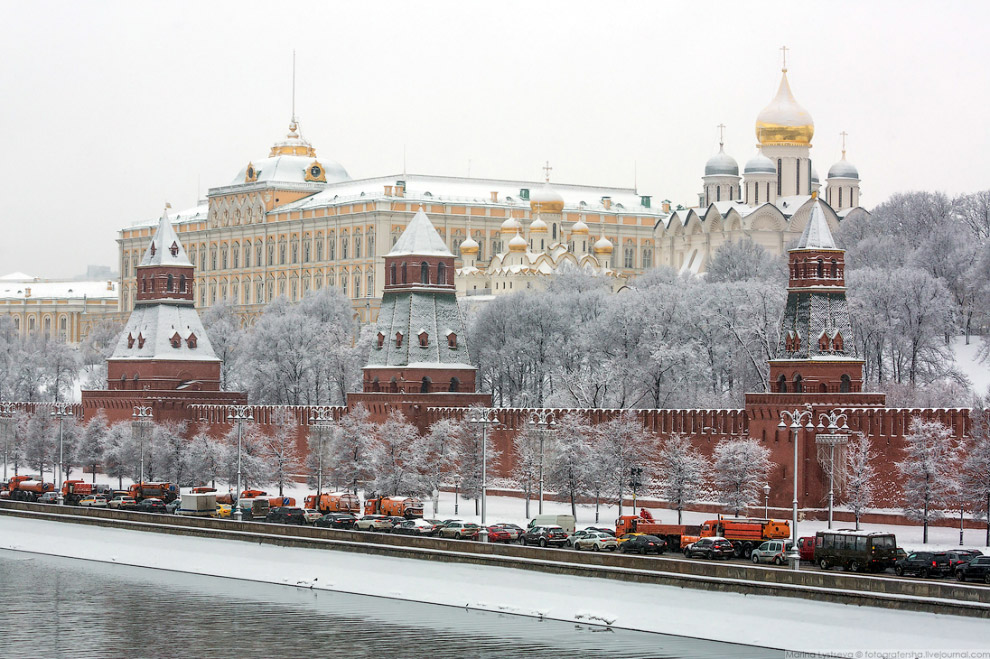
[110,63,866,327]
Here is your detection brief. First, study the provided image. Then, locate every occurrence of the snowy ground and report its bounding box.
[2,514,987,654]
[952,335,990,396]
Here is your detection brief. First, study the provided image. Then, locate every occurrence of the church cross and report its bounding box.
[840,131,848,158]
[780,45,789,71]
[717,123,726,147]
[543,161,552,182]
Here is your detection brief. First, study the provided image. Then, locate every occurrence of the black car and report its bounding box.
[955,555,990,583]
[314,512,357,529]
[894,551,951,578]
[266,507,306,525]
[135,498,167,514]
[620,534,667,555]
[521,525,569,548]
[945,549,982,574]
[684,537,735,560]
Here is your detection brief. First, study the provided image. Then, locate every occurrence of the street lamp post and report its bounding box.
[594,480,601,524]
[50,403,73,506]
[131,406,153,485]
[227,405,254,522]
[310,407,334,500]
[763,484,771,519]
[814,410,850,530]
[467,407,501,543]
[529,410,556,515]
[454,476,460,515]
[629,467,643,512]
[778,408,815,569]
[0,402,15,483]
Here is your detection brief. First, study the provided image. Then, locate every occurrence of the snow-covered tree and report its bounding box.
[186,430,228,489]
[657,433,707,524]
[368,410,419,496]
[150,421,190,485]
[221,425,272,492]
[79,319,122,390]
[456,409,501,514]
[34,336,80,404]
[843,432,877,530]
[329,404,374,493]
[959,400,990,546]
[510,426,542,519]
[705,237,787,284]
[591,410,655,517]
[412,418,461,516]
[259,409,302,496]
[99,423,134,490]
[305,416,336,492]
[77,410,108,483]
[713,437,771,516]
[22,411,56,480]
[546,413,594,518]
[201,299,244,391]
[896,417,960,543]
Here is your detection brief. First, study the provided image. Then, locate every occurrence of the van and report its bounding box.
[527,514,575,534]
[236,497,270,520]
[815,529,897,572]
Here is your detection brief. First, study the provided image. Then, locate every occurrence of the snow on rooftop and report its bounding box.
[0,279,117,300]
[139,212,192,267]
[230,154,350,187]
[795,201,837,250]
[110,303,218,362]
[0,272,36,281]
[386,208,452,257]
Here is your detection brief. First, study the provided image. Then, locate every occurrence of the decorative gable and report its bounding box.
[170,331,181,349]
[376,332,385,349]
[186,332,197,349]
[127,333,135,349]
[137,332,145,349]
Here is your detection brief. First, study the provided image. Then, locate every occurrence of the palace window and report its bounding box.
[341,274,348,296]
[210,247,217,271]
[304,241,310,263]
[367,273,373,295]
[437,262,446,285]
[368,234,374,256]
[221,244,228,269]
[354,278,361,298]
[354,232,362,259]
[342,236,349,260]
[421,262,429,284]
[316,236,323,261]
[167,274,174,291]
[232,243,239,269]
[328,233,335,260]
[624,246,634,268]
[267,239,275,266]
[279,238,287,265]
[291,242,298,264]
[244,241,251,268]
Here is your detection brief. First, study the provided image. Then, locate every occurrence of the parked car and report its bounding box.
[565,529,597,547]
[491,523,525,542]
[616,532,643,544]
[135,498,167,514]
[354,514,395,532]
[437,521,481,540]
[485,526,512,543]
[585,526,616,537]
[521,525,569,548]
[895,551,951,578]
[108,495,137,509]
[79,495,108,508]
[619,534,667,555]
[571,531,618,552]
[314,512,357,529]
[215,503,232,518]
[945,549,983,573]
[166,499,181,514]
[38,492,60,504]
[684,537,735,560]
[955,555,990,583]
[301,508,323,524]
[392,518,440,536]
[265,507,307,525]
[751,540,794,565]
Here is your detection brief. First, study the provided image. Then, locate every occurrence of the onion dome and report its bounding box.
[704,147,739,177]
[570,218,590,235]
[530,180,565,214]
[500,214,523,235]
[459,234,479,255]
[593,234,613,255]
[827,158,859,180]
[508,230,528,253]
[811,167,820,185]
[755,70,814,146]
[744,152,776,176]
[529,214,548,233]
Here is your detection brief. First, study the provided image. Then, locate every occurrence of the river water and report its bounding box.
[0,550,781,658]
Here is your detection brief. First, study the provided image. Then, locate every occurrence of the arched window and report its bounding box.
[420,377,431,393]
[303,241,310,263]
[372,377,381,393]
[354,232,362,259]
[421,262,429,284]
[220,244,228,269]
[819,383,828,393]
[437,262,446,285]
[795,160,801,194]
[840,374,851,393]
[328,233,335,260]
[449,377,460,392]
[839,188,843,207]
[267,239,275,266]
[716,187,721,202]
[389,377,398,393]
[830,259,838,278]
[167,274,174,291]
[777,374,787,393]
[552,224,557,240]
[279,238,287,265]
[816,259,824,278]
[793,374,803,393]
[342,236,349,259]
[232,242,240,268]
[390,262,397,284]
[316,235,323,261]
[401,262,407,284]
[291,241,298,264]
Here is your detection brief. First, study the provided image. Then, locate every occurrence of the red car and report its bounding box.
[485,526,512,543]
[798,536,815,561]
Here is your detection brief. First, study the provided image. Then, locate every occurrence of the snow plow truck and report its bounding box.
[61,480,114,505]
[4,475,55,502]
[128,482,178,504]
[305,491,360,514]
[364,496,423,519]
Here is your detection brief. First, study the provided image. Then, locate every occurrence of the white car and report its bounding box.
[78,495,108,508]
[302,508,322,524]
[108,495,136,509]
[571,531,618,552]
[751,540,794,565]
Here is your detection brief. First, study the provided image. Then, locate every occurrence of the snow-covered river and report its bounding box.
[0,550,778,658]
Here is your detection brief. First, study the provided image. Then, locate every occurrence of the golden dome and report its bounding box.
[529,214,548,233]
[570,219,590,236]
[500,215,523,235]
[508,230,528,253]
[530,181,565,214]
[460,234,479,255]
[755,70,814,146]
[593,235,613,255]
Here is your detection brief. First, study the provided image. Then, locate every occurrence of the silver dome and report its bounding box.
[811,167,820,184]
[827,159,859,179]
[704,149,739,177]
[743,152,775,176]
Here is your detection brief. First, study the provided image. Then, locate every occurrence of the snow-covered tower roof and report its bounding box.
[139,207,192,267]
[795,201,837,250]
[387,207,453,257]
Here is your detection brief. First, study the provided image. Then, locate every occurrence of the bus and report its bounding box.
[814,529,897,572]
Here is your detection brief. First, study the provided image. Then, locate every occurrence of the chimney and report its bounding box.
[601,196,612,210]
[107,281,114,291]
[662,200,671,214]
[395,180,405,198]
[490,191,499,203]
[24,287,31,298]
[384,185,393,196]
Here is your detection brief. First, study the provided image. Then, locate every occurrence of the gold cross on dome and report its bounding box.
[780,45,789,72]
[840,131,848,157]
[543,161,552,182]
[717,123,726,147]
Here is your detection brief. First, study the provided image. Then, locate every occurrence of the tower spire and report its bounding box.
[780,45,789,73]
[542,160,552,182]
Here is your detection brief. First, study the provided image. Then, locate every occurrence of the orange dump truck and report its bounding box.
[615,516,701,550]
[5,475,55,502]
[684,518,791,558]
[364,496,424,519]
[61,479,113,505]
[128,482,179,504]
[305,492,360,514]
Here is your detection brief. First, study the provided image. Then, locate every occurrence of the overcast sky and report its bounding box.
[2,1,988,278]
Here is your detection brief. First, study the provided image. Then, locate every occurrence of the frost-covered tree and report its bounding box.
[151,421,190,485]
[896,417,960,543]
[79,319,122,390]
[221,425,272,492]
[510,426,542,519]
[99,423,134,490]
[456,410,501,514]
[259,409,301,496]
[713,437,771,516]
[34,336,80,404]
[187,430,228,489]
[77,410,108,483]
[329,404,374,494]
[843,432,877,530]
[592,410,655,517]
[705,237,787,284]
[305,416,336,492]
[657,433,707,524]
[412,418,461,516]
[201,299,244,391]
[959,400,990,546]
[545,413,594,518]
[368,410,419,496]
[22,411,56,480]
